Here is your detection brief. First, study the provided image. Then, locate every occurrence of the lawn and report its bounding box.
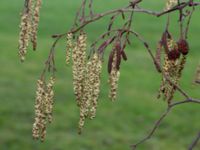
[0,0,200,150]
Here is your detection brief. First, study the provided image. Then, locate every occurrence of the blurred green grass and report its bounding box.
[0,0,200,150]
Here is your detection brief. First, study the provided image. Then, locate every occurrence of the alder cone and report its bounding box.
[168,49,180,60]
[177,39,189,55]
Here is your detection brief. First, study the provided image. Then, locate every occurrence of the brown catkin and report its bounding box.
[31,0,42,50]
[78,53,102,133]
[167,59,179,102]
[78,107,86,134]
[32,79,45,140]
[32,77,55,141]
[158,36,188,104]
[81,61,94,118]
[165,0,177,10]
[166,61,177,104]
[158,55,170,99]
[158,38,179,104]
[166,56,187,104]
[72,33,87,106]
[66,33,73,65]
[44,77,55,123]
[177,55,186,79]
[18,0,33,61]
[108,50,120,101]
[89,54,102,119]
[18,0,42,61]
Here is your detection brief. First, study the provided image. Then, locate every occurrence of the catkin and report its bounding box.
[78,53,102,133]
[71,33,88,134]
[32,77,55,141]
[165,0,177,10]
[32,79,45,140]
[31,0,42,50]
[86,54,102,118]
[158,55,170,99]
[108,50,120,101]
[70,33,103,133]
[158,39,181,104]
[18,0,33,61]
[66,33,73,65]
[89,54,102,119]
[72,33,87,106]
[18,0,42,61]
[44,77,55,123]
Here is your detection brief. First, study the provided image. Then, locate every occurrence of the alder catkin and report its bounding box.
[32,79,45,140]
[18,0,33,61]
[108,50,120,101]
[89,54,102,119]
[31,0,42,50]
[72,32,87,106]
[86,53,102,118]
[158,55,170,99]
[18,0,42,61]
[32,77,55,141]
[158,38,181,104]
[78,53,102,133]
[70,33,103,133]
[44,77,55,123]
[66,33,73,65]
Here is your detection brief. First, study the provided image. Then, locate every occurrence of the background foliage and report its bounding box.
[0,0,200,149]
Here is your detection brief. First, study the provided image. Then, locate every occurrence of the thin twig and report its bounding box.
[53,0,200,38]
[188,131,200,150]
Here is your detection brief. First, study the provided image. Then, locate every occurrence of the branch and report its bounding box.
[52,0,200,38]
[40,36,62,78]
[131,98,200,150]
[188,131,200,150]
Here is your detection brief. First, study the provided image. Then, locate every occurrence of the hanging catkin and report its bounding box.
[72,32,87,106]
[18,0,42,61]
[18,0,33,61]
[31,0,42,50]
[32,77,55,141]
[108,50,120,101]
[66,33,74,65]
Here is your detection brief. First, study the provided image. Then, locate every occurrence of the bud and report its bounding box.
[167,49,180,60]
[177,39,189,55]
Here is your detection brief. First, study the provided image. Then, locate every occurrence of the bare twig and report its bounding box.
[188,131,200,150]
[52,0,200,38]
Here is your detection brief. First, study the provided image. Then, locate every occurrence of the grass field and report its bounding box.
[0,0,200,150]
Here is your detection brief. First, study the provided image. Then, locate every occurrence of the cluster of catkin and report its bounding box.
[158,37,189,104]
[32,77,55,141]
[66,32,102,134]
[165,0,177,10]
[19,0,42,61]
